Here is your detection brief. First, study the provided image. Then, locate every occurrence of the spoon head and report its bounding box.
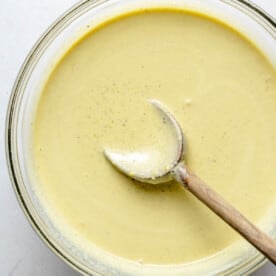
[104,99,185,184]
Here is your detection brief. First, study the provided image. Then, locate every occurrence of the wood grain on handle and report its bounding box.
[173,163,276,264]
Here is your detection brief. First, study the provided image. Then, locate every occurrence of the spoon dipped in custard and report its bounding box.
[104,99,276,264]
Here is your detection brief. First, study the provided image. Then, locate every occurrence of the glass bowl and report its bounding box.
[6,0,276,275]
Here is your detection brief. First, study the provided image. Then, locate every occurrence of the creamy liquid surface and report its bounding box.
[33,11,276,264]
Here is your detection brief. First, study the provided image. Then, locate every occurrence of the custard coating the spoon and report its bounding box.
[104,99,184,184]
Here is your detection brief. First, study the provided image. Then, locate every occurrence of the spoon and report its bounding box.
[104,99,276,264]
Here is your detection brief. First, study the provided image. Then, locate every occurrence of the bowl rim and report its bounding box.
[5,0,275,275]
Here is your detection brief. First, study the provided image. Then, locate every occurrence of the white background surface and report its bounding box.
[0,1,275,275]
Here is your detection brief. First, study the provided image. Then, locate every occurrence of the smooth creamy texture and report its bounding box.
[33,11,276,264]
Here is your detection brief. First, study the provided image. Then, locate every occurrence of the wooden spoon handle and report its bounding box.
[173,163,276,264]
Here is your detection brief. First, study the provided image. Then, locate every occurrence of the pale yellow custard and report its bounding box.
[33,10,276,265]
